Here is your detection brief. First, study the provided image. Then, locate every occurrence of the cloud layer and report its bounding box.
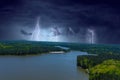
[0,0,120,43]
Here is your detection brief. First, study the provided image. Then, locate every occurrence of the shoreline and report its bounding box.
[49,51,65,54]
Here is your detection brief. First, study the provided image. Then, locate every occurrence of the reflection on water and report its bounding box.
[0,51,88,80]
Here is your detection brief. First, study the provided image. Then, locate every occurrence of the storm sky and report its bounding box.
[0,0,120,44]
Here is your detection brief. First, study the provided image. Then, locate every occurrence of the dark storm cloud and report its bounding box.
[0,0,120,43]
[20,29,32,36]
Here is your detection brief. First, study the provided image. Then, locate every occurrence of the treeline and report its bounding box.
[77,53,120,69]
[0,41,68,55]
[77,45,120,80]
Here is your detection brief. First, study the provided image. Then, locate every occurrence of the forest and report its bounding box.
[0,41,68,55]
[77,45,120,80]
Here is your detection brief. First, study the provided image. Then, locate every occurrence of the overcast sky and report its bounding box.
[0,0,120,44]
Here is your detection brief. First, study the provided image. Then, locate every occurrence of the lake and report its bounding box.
[0,51,89,80]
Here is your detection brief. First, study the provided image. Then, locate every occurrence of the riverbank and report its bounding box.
[0,41,69,55]
[77,45,120,80]
[49,51,65,54]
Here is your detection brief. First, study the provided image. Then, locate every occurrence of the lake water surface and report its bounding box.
[0,51,89,80]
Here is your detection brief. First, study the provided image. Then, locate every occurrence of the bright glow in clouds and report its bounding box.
[68,27,75,34]
[31,17,61,42]
[31,17,41,41]
[30,17,96,43]
[87,28,96,44]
